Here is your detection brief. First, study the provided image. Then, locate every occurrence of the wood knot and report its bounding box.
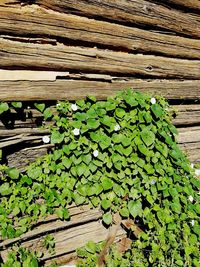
[146,65,153,72]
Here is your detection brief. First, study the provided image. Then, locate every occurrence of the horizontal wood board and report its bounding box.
[0,0,200,265]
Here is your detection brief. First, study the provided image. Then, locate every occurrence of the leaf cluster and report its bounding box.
[0,90,199,266]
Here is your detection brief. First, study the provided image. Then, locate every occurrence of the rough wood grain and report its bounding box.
[3,124,200,171]
[178,126,200,163]
[0,5,200,59]
[1,38,200,79]
[36,0,200,37]
[1,104,199,133]
[0,205,126,263]
[0,79,200,101]
[172,105,200,126]
[165,0,200,11]
[0,205,102,248]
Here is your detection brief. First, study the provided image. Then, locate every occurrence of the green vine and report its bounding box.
[0,90,199,266]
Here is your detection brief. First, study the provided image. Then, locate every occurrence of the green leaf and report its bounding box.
[0,102,9,114]
[102,212,112,225]
[43,108,53,119]
[34,103,45,112]
[119,207,129,218]
[56,207,70,220]
[100,116,112,127]
[73,192,85,205]
[82,154,92,165]
[115,108,125,118]
[87,118,100,129]
[138,144,149,156]
[99,138,111,150]
[27,167,42,179]
[62,158,72,169]
[128,200,142,218]
[140,129,155,146]
[51,131,64,144]
[124,96,138,107]
[11,101,22,109]
[102,177,113,190]
[122,146,132,157]
[76,163,87,177]
[101,199,111,210]
[151,104,163,118]
[171,201,182,214]
[0,182,12,196]
[77,184,88,197]
[122,137,131,147]
[112,133,124,144]
[85,241,96,254]
[6,167,20,179]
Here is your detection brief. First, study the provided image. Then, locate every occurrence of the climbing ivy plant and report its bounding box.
[0,90,199,266]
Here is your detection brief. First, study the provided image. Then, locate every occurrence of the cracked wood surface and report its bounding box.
[35,0,200,38]
[0,79,200,101]
[0,38,199,79]
[0,5,200,59]
[0,205,126,264]
[164,0,200,10]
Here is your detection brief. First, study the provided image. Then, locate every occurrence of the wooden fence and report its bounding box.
[0,0,200,265]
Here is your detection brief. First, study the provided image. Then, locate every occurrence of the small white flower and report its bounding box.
[27,106,31,110]
[71,103,78,111]
[42,135,50,144]
[150,97,156,105]
[72,128,80,136]
[188,195,194,203]
[114,124,120,131]
[195,169,200,176]
[191,163,194,169]
[56,103,61,108]
[190,220,195,226]
[93,150,99,157]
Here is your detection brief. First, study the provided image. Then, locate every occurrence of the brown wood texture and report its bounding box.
[1,38,199,79]
[0,205,126,263]
[0,5,200,59]
[165,0,200,10]
[0,79,200,101]
[36,0,200,37]
[0,0,200,265]
[172,105,200,126]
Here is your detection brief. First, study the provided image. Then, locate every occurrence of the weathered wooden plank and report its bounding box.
[0,205,125,263]
[1,104,199,134]
[164,0,200,11]
[180,142,200,163]
[1,38,199,79]
[0,205,102,248]
[3,123,200,171]
[36,0,200,37]
[0,79,200,101]
[6,145,50,171]
[178,126,200,163]
[172,105,200,126]
[178,126,200,144]
[0,5,200,59]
